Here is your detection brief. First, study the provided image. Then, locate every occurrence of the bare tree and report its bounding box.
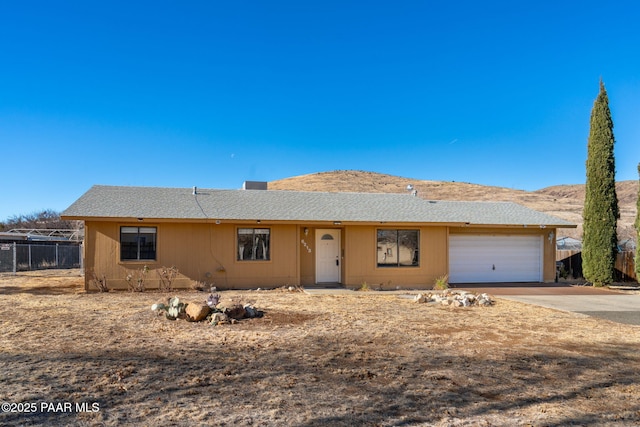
[1,209,82,231]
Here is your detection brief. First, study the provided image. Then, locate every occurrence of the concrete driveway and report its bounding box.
[453,283,640,326]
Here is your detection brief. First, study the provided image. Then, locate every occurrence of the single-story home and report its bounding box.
[61,183,576,291]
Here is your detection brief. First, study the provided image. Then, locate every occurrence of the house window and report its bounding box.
[237,228,270,261]
[377,229,419,267]
[121,226,157,261]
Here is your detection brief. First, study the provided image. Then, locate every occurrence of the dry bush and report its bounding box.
[156,266,178,292]
[87,269,109,292]
[125,265,149,292]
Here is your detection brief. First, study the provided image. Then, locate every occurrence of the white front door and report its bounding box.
[316,229,341,283]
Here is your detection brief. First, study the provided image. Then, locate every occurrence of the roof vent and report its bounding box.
[192,186,197,195]
[242,181,268,190]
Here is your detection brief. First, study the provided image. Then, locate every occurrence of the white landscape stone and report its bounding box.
[413,290,495,308]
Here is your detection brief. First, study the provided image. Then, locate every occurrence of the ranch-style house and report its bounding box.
[61,183,576,291]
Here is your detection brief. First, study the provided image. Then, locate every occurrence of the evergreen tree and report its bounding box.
[582,80,619,286]
[635,163,640,281]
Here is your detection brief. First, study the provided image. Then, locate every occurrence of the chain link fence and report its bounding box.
[0,242,82,273]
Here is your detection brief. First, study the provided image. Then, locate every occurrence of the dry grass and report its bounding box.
[1,270,640,426]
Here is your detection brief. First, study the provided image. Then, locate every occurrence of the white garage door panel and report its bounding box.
[449,235,542,283]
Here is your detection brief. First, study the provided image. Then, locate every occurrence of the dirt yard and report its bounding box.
[1,270,639,426]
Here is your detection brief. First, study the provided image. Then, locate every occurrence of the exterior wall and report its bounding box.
[83,221,299,291]
[448,227,558,282]
[83,220,560,291]
[342,225,448,289]
[543,231,558,282]
[299,227,316,286]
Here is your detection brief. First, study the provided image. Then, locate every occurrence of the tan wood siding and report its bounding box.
[84,221,300,290]
[342,225,448,289]
[82,220,559,291]
[299,227,315,285]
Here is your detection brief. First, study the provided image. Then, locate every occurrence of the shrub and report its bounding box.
[125,265,149,292]
[558,264,569,280]
[151,296,186,320]
[433,274,449,290]
[88,269,108,292]
[157,266,178,291]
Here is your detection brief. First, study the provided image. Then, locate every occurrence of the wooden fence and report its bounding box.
[557,250,636,282]
[615,251,637,281]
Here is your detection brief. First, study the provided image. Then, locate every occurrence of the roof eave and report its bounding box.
[60,214,577,229]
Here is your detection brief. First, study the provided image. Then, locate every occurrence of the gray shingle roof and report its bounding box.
[62,185,575,227]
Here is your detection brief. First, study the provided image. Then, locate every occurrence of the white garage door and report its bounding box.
[449,235,543,283]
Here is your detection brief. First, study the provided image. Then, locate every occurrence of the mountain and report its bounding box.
[269,170,638,243]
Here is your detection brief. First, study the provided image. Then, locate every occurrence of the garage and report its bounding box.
[449,234,543,283]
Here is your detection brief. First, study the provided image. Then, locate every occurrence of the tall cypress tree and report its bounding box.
[582,80,619,286]
[635,163,640,281]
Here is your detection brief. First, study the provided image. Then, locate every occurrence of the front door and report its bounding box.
[316,229,341,283]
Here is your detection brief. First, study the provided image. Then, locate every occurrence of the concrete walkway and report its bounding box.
[453,283,640,326]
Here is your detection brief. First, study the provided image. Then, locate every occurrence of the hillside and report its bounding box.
[269,170,638,242]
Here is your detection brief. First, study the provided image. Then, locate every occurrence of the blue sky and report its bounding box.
[1,1,638,222]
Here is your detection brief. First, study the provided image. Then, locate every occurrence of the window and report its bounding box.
[121,226,157,261]
[237,228,270,261]
[377,229,419,267]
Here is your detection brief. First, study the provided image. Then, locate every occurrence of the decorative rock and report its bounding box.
[422,290,495,308]
[414,293,427,303]
[224,304,246,320]
[210,312,230,325]
[244,304,263,318]
[459,296,471,307]
[477,293,493,306]
[244,304,256,317]
[185,302,212,322]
